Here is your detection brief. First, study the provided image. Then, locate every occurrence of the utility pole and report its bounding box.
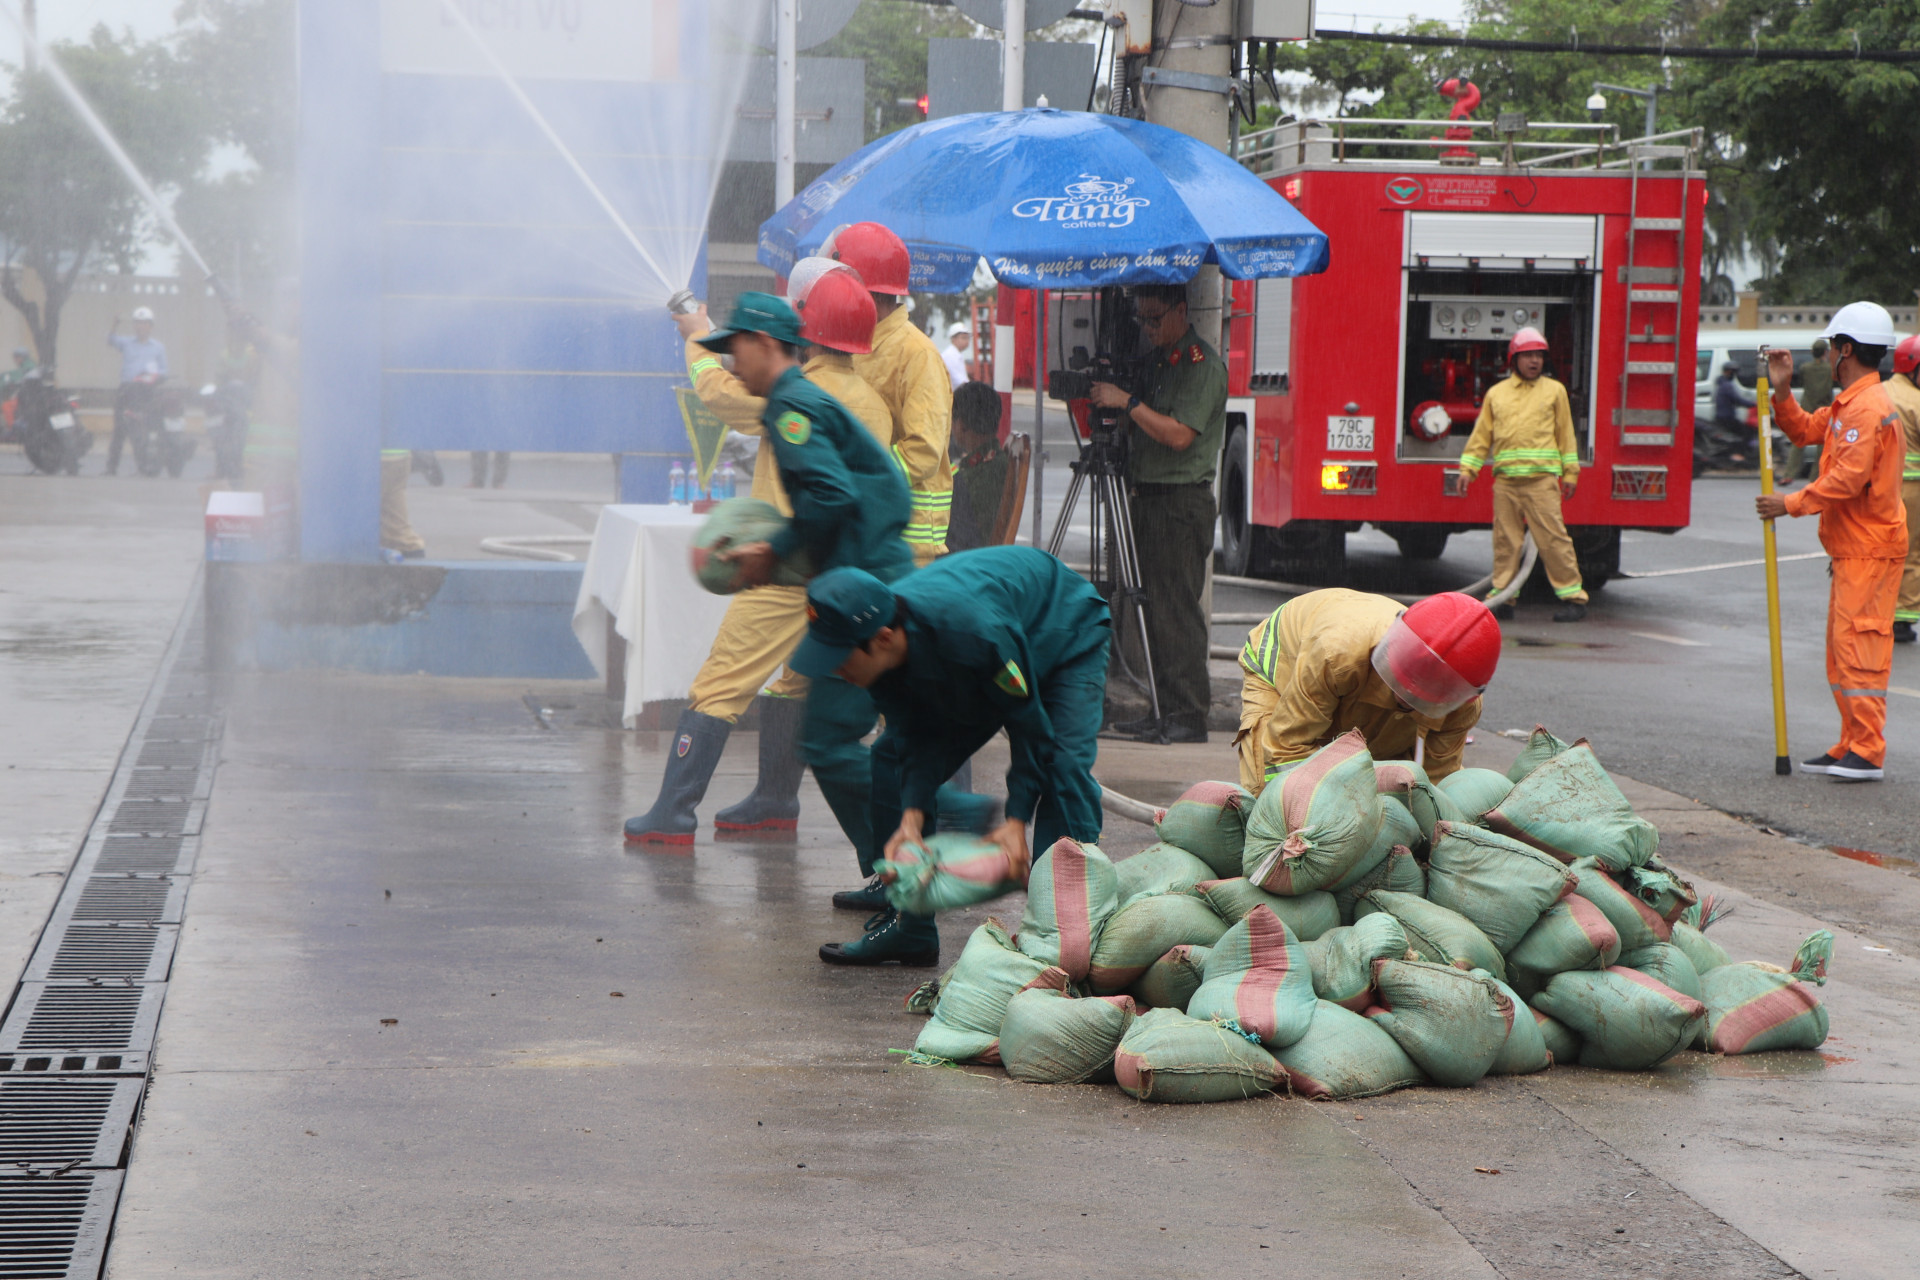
[1140,1,1233,348]
[1002,0,1026,110]
[774,0,797,208]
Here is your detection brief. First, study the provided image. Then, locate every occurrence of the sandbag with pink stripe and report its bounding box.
[1367,958,1514,1087]
[1243,729,1385,895]
[1504,894,1621,1000]
[1017,839,1121,981]
[880,834,1019,915]
[1185,905,1316,1050]
[1304,913,1409,1012]
[1567,857,1672,953]
[1153,780,1254,878]
[1274,1000,1425,1100]
[1426,820,1577,953]
[999,968,1140,1084]
[1483,741,1658,872]
[912,918,1049,1065]
[1700,931,1831,1055]
[1532,966,1706,1070]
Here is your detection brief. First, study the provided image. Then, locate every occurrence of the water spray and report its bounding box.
[435,0,684,308]
[0,0,231,305]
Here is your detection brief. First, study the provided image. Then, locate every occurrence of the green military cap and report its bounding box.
[696,291,803,351]
[793,567,897,678]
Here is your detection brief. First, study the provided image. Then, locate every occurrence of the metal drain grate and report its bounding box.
[85,838,191,877]
[119,773,200,801]
[25,928,176,984]
[66,880,183,925]
[0,1172,120,1278]
[105,800,198,837]
[0,1080,144,1169]
[0,986,165,1059]
[132,742,205,770]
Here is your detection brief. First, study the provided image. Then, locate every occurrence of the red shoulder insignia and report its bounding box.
[1189,345,1203,363]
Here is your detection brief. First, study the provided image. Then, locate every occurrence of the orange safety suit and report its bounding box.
[1775,370,1909,766]
[683,336,895,720]
[1883,372,1920,624]
[853,306,952,563]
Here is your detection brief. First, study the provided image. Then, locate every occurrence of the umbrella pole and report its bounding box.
[1032,288,1046,547]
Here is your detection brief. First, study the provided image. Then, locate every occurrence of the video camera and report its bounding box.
[1046,286,1147,437]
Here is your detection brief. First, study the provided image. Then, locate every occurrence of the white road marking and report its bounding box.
[1629,631,1708,647]
[1620,552,1827,578]
[1890,687,1920,700]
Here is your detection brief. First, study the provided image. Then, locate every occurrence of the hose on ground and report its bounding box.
[1460,533,1538,607]
[1101,785,1160,827]
[479,535,593,563]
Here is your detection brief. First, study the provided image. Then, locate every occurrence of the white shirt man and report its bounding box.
[940,322,972,390]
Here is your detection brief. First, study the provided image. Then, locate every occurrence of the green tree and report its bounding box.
[0,27,205,375]
[813,0,973,140]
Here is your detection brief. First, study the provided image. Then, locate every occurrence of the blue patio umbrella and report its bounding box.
[758,107,1329,291]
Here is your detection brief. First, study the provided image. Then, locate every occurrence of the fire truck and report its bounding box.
[993,112,1707,589]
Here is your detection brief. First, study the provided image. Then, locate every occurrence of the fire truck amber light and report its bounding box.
[1321,462,1377,495]
[1322,464,1349,491]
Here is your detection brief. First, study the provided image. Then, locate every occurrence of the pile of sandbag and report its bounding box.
[901,726,1834,1102]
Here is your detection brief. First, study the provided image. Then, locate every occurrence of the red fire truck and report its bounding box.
[997,114,1707,588]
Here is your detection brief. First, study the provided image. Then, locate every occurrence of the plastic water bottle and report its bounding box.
[714,460,736,501]
[669,460,687,505]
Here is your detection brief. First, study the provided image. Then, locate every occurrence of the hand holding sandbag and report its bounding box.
[879,833,1022,916]
[690,498,816,594]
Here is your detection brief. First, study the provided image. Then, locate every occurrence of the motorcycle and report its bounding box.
[119,373,195,478]
[8,370,91,475]
[1692,404,1760,475]
[199,377,250,483]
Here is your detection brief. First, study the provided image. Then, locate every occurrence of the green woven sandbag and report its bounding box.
[1112,1007,1283,1103]
[880,833,1019,915]
[1195,879,1339,940]
[1484,742,1658,872]
[1275,1001,1425,1100]
[1324,799,1420,896]
[1305,914,1409,1011]
[1505,895,1621,1000]
[1701,931,1832,1054]
[1153,781,1253,878]
[1355,889,1506,981]
[1425,821,1577,954]
[1532,967,1706,1070]
[691,498,815,593]
[1244,729,1385,895]
[1187,905,1317,1050]
[1528,1003,1581,1065]
[1437,767,1514,820]
[913,919,1049,1064]
[1126,944,1211,1011]
[1367,959,1514,1087]
[1332,845,1427,925]
[1670,921,1730,976]
[1018,839,1121,981]
[999,969,1139,1084]
[1115,843,1218,903]
[1620,942,1703,1002]
[1619,860,1699,925]
[1487,978,1552,1075]
[1087,892,1229,995]
[1506,726,1574,782]
[1375,760,1465,846]
[1568,858,1670,953]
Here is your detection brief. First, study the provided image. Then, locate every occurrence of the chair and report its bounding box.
[991,433,1032,547]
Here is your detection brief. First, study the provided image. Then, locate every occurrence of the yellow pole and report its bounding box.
[1755,355,1791,775]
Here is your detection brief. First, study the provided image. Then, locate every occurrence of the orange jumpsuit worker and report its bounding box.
[1887,335,1920,644]
[1758,302,1908,783]
[1458,327,1588,622]
[624,264,895,842]
[1237,589,1502,795]
[823,222,953,563]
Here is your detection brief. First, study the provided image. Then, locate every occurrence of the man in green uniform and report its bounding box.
[689,293,916,941]
[793,547,1112,965]
[1782,339,1834,483]
[1090,283,1227,744]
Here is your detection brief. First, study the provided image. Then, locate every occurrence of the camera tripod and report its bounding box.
[1045,426,1161,722]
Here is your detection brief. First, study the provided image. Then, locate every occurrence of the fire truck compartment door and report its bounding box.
[1406,213,1597,270]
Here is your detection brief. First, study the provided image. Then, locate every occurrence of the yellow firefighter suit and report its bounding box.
[854,306,952,563]
[1237,589,1483,794]
[1886,372,1920,625]
[1460,373,1587,603]
[682,335,895,720]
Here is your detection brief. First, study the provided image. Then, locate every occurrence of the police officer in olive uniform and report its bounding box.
[692,294,917,934]
[1089,283,1228,744]
[793,547,1112,966]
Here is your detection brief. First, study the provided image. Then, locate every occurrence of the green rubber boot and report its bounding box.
[819,909,939,967]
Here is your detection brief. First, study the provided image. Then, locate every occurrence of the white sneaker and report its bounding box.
[1829,752,1884,782]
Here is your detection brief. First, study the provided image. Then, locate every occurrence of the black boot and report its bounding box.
[714,696,804,836]
[624,710,730,845]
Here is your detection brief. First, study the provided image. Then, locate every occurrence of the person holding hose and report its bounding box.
[1757,302,1907,782]
[1236,590,1501,796]
[1886,335,1920,644]
[793,547,1112,966]
[624,266,893,844]
[1457,327,1587,621]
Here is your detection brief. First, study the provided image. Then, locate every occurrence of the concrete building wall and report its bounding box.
[0,269,229,393]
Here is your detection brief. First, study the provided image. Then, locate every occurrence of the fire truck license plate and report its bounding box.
[1326,415,1375,453]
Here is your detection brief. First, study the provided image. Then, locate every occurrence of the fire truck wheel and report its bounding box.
[1269,521,1346,585]
[1389,528,1450,561]
[1217,422,1258,576]
[1571,526,1619,592]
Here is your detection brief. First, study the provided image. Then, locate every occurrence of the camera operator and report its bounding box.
[1088,283,1227,744]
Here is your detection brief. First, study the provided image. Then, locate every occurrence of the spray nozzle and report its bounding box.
[667,290,700,316]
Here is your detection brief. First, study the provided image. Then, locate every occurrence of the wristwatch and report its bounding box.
[1126,395,1141,412]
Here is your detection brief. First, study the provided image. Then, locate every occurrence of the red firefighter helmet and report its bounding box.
[797,267,878,354]
[821,222,912,295]
[1895,334,1920,376]
[1508,327,1549,360]
[1370,592,1502,718]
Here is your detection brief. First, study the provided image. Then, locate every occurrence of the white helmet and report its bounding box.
[948,321,970,338]
[784,255,855,308]
[131,306,155,323]
[1822,301,1896,347]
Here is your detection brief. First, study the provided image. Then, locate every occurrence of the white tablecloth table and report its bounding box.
[572,504,738,728]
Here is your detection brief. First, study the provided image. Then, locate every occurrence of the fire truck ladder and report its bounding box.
[1615,144,1694,448]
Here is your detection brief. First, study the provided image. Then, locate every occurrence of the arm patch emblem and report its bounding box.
[994,661,1029,697]
[776,411,812,444]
